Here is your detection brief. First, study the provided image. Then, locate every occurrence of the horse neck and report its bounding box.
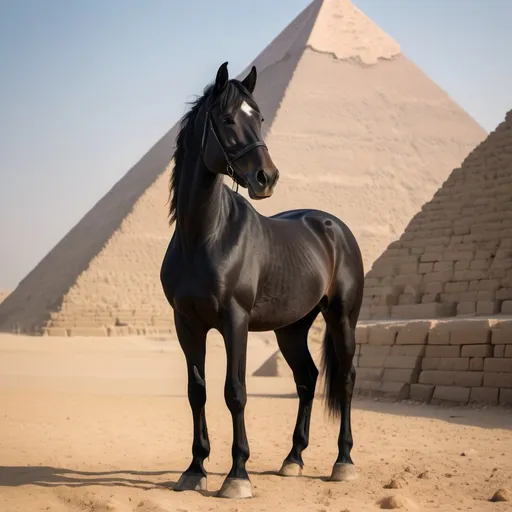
[175,150,230,251]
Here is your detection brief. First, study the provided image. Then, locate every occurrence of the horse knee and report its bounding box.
[224,379,247,414]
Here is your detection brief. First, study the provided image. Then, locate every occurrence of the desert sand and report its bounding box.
[0,332,510,512]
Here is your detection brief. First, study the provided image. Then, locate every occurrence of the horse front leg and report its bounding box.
[173,311,210,492]
[217,301,252,499]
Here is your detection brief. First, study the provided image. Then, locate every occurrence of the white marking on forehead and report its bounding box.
[240,100,254,116]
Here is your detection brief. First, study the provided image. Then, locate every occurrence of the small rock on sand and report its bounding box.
[378,494,419,511]
[417,471,430,479]
[490,488,510,502]
[384,478,406,489]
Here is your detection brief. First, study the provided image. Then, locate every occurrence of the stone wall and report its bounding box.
[361,110,512,321]
[353,317,512,405]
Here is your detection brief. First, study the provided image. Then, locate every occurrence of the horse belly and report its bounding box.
[248,280,324,332]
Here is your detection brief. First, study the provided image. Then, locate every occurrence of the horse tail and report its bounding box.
[321,327,344,419]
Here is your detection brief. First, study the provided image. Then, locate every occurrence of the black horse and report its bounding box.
[160,62,364,499]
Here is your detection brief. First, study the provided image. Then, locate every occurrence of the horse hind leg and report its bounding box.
[274,307,320,477]
[321,294,360,482]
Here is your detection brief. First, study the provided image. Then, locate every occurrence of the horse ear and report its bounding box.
[215,61,229,92]
[241,66,257,94]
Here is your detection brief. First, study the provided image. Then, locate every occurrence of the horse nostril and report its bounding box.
[256,169,268,187]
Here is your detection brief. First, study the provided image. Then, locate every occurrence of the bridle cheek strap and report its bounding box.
[200,102,267,192]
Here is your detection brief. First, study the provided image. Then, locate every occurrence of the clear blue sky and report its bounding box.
[0,0,511,289]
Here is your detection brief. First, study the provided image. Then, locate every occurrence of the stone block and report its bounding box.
[384,355,421,369]
[497,288,512,300]
[367,325,398,345]
[461,344,493,357]
[379,382,410,399]
[357,368,384,381]
[358,307,371,320]
[390,345,426,357]
[369,306,391,319]
[437,357,470,371]
[419,370,483,387]
[469,279,501,291]
[445,281,469,293]
[483,358,512,373]
[424,282,444,294]
[432,385,470,403]
[395,321,431,345]
[476,301,501,315]
[469,387,499,404]
[443,250,473,262]
[434,261,454,272]
[382,368,419,383]
[500,300,512,314]
[391,303,455,319]
[428,323,450,345]
[354,379,381,392]
[45,327,69,336]
[418,262,433,273]
[477,290,496,301]
[359,355,387,368]
[499,388,512,405]
[425,345,460,358]
[422,357,440,370]
[457,302,476,316]
[422,293,440,304]
[448,320,491,345]
[355,325,369,344]
[491,321,512,344]
[360,345,391,356]
[469,357,484,371]
[494,345,505,357]
[423,271,453,283]
[68,327,108,337]
[505,345,512,358]
[483,372,512,388]
[410,383,434,402]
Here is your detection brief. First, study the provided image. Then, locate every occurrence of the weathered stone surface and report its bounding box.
[432,385,470,403]
[361,111,512,321]
[419,370,483,387]
[499,388,512,405]
[484,372,512,388]
[367,325,398,345]
[425,345,460,358]
[469,387,499,404]
[395,321,431,345]
[410,383,434,402]
[461,344,493,357]
[483,358,512,373]
[448,320,491,345]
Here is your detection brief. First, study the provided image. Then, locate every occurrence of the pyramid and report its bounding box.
[362,109,512,321]
[0,0,486,335]
[0,291,10,305]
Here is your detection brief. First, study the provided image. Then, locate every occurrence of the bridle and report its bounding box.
[200,95,267,192]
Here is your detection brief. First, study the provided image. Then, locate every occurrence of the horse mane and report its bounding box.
[168,79,249,225]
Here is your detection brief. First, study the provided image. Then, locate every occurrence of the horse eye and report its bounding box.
[221,116,235,125]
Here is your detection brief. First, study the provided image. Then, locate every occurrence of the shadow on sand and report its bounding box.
[0,465,327,494]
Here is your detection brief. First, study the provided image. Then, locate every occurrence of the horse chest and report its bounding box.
[164,264,223,324]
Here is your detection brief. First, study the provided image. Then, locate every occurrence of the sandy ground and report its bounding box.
[0,333,511,512]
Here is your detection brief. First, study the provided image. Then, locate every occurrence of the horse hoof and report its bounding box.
[217,478,253,499]
[278,460,303,477]
[174,473,207,491]
[329,463,357,482]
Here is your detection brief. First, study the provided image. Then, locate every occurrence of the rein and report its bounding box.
[200,95,267,193]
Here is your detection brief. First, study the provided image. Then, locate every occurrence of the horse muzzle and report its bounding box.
[246,168,279,200]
